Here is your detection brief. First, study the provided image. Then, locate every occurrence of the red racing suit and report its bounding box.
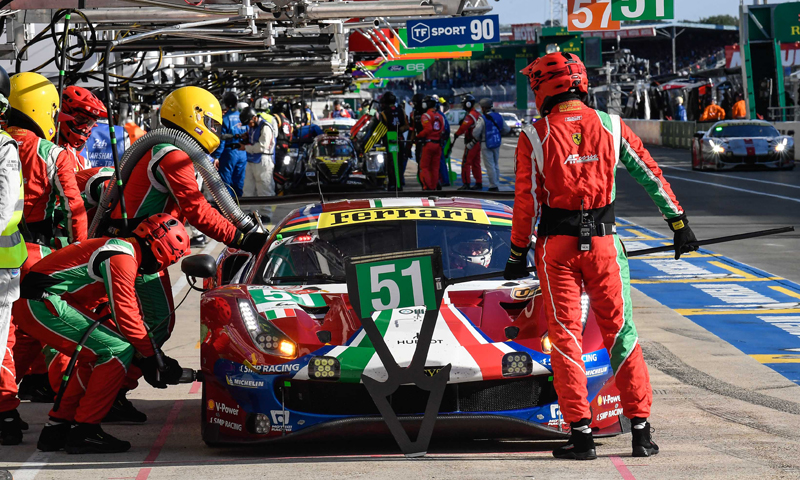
[9,127,87,245]
[417,110,445,190]
[108,144,238,243]
[76,166,114,223]
[455,109,482,185]
[15,237,155,424]
[511,100,684,424]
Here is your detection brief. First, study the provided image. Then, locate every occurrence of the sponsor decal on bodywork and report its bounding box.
[318,207,491,228]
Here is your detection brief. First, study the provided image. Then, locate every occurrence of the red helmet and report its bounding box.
[59,86,107,148]
[521,52,589,114]
[133,214,190,271]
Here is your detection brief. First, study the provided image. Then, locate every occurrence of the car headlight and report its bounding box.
[711,142,725,154]
[238,299,297,358]
[283,155,292,165]
[366,152,385,173]
[775,138,789,152]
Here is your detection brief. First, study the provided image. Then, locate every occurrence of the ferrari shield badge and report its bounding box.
[572,133,582,146]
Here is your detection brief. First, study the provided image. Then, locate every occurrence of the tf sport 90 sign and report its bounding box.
[406,15,500,48]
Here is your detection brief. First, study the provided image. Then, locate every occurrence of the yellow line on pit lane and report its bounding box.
[771,286,800,300]
[675,307,800,315]
[750,354,800,364]
[617,229,659,240]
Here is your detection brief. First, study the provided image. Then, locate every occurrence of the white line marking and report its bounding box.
[503,143,517,148]
[171,240,219,297]
[13,450,53,480]
[663,165,800,190]
[664,174,800,203]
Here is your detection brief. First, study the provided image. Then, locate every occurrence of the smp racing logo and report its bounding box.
[596,394,623,422]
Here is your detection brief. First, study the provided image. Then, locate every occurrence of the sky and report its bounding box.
[490,0,798,25]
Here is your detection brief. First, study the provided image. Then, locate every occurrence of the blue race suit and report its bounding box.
[80,121,128,168]
[212,110,248,197]
[676,104,687,122]
[296,124,323,144]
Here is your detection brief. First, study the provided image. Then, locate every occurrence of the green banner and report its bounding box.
[354,255,436,319]
[375,59,435,78]
[398,29,483,55]
[774,3,800,43]
[611,0,674,21]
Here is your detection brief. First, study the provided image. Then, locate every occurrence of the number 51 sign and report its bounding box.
[346,248,444,320]
[568,0,673,32]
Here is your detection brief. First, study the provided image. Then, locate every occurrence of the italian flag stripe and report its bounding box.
[264,308,295,319]
[335,310,392,382]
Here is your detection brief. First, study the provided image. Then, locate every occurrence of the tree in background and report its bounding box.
[699,15,738,26]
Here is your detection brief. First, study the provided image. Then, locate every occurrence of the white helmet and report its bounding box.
[236,101,249,112]
[254,97,271,112]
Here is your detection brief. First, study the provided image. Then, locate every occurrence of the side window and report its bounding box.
[218,253,253,285]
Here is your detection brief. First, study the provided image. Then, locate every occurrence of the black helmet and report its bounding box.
[381,91,397,107]
[222,92,238,109]
[333,99,341,106]
[462,94,476,110]
[479,98,493,111]
[411,93,424,110]
[422,95,437,111]
[239,106,257,125]
[0,66,10,99]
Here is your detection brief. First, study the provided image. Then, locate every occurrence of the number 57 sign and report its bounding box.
[568,0,673,32]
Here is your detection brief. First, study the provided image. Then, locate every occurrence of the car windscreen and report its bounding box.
[314,139,353,158]
[501,113,518,121]
[258,220,520,285]
[709,124,779,138]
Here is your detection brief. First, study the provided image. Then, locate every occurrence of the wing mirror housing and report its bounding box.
[181,254,217,279]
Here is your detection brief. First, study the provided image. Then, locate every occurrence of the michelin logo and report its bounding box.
[226,375,265,388]
[585,366,608,377]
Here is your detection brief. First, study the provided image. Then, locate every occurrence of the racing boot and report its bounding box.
[18,373,56,403]
[457,184,470,191]
[470,183,483,190]
[0,409,26,445]
[37,418,72,451]
[64,423,131,454]
[631,418,659,457]
[552,418,597,460]
[103,389,147,423]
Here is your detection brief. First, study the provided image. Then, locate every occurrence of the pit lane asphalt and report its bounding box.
[4,141,800,479]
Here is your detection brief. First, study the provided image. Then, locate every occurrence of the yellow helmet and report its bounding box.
[160,86,222,153]
[9,72,59,141]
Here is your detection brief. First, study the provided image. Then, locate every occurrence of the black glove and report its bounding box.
[667,214,698,260]
[503,243,531,280]
[139,355,183,389]
[230,230,268,254]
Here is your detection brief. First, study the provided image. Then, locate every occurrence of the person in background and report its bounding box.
[359,91,408,191]
[331,99,351,119]
[699,97,725,122]
[417,96,445,191]
[81,89,130,168]
[437,96,451,188]
[675,97,687,122]
[239,106,275,221]
[471,98,509,192]
[732,93,747,119]
[453,94,482,190]
[212,92,248,199]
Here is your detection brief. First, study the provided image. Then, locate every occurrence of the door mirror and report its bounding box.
[181,254,216,279]
[694,131,706,139]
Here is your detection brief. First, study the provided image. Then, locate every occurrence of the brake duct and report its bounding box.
[89,127,257,237]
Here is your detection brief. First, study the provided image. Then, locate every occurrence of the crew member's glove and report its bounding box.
[503,243,531,280]
[138,355,183,389]
[465,139,477,151]
[231,230,269,254]
[667,214,698,260]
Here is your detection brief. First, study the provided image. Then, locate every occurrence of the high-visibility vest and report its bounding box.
[0,132,27,268]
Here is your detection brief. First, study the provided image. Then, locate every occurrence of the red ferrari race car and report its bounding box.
[692,120,795,171]
[188,198,628,445]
